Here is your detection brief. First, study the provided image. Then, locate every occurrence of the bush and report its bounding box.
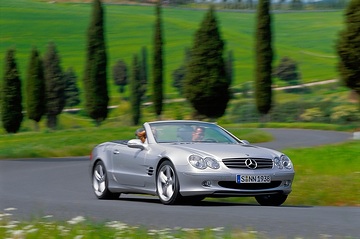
[331,105,360,123]
[228,98,359,125]
[300,107,324,122]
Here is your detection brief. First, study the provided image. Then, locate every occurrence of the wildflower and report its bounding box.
[12,229,24,238]
[105,221,129,231]
[1,224,17,229]
[23,225,33,230]
[181,228,193,232]
[4,208,17,211]
[210,227,224,232]
[27,228,38,233]
[319,234,332,238]
[0,213,13,219]
[9,220,20,225]
[57,225,70,236]
[67,216,85,225]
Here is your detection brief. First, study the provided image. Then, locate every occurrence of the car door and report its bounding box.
[111,144,147,187]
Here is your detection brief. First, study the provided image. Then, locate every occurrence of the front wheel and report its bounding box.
[92,161,120,200]
[156,161,182,205]
[255,194,288,206]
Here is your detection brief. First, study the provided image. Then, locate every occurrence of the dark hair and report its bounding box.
[135,128,145,136]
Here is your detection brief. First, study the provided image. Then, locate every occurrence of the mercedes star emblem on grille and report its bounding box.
[245,158,257,169]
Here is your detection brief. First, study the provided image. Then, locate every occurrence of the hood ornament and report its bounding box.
[245,158,257,169]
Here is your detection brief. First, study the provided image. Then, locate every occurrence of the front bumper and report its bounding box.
[177,169,294,197]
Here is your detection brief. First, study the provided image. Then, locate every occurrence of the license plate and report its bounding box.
[236,175,271,183]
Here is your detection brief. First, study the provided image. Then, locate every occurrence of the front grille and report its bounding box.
[218,181,281,190]
[222,158,273,169]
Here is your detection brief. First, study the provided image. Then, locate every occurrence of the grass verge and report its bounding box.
[0,214,259,239]
[1,212,355,239]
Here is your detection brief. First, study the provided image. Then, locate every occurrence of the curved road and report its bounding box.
[0,129,358,238]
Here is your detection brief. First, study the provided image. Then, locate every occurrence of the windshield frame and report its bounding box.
[148,121,241,144]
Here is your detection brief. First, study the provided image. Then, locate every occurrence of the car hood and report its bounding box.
[168,143,280,159]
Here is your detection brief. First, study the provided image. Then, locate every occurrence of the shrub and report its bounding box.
[331,105,360,123]
[300,107,324,122]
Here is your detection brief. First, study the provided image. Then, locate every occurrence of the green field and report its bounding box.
[0,0,344,101]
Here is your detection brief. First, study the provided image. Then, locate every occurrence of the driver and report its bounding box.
[192,127,205,141]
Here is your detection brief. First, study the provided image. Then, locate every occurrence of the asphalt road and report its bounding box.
[0,129,358,238]
[256,128,353,150]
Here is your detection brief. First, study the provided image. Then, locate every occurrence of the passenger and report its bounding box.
[135,128,146,143]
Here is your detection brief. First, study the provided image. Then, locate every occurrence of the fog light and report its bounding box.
[202,180,212,187]
[284,180,291,187]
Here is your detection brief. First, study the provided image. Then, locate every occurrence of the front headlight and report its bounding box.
[274,155,293,170]
[189,155,207,169]
[205,157,220,169]
[189,155,219,170]
[281,155,292,169]
[274,157,283,169]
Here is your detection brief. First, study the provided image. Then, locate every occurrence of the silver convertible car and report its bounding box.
[90,120,295,206]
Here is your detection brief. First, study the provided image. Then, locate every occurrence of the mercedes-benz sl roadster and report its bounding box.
[90,120,295,206]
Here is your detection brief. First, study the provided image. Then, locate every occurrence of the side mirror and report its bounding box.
[127,139,146,150]
[241,140,250,145]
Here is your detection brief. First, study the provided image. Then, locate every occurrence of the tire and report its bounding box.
[92,161,120,200]
[255,194,288,206]
[156,161,182,205]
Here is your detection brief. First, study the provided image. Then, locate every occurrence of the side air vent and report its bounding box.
[147,167,154,176]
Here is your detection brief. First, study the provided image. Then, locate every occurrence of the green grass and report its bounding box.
[0,214,275,239]
[0,0,345,101]
[284,141,360,206]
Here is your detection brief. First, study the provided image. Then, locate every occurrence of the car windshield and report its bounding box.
[149,122,240,144]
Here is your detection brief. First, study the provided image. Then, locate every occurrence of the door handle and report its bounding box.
[113,149,120,154]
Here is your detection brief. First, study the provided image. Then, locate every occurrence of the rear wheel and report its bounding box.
[92,161,120,199]
[255,194,288,206]
[156,161,182,205]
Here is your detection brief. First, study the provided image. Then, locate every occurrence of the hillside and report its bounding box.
[0,0,344,101]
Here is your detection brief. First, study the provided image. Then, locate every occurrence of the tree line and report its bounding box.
[1,0,359,133]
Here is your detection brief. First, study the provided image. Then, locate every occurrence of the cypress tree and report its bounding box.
[1,49,23,133]
[184,6,229,119]
[112,60,128,94]
[153,2,164,119]
[172,47,190,95]
[172,65,185,95]
[83,0,108,126]
[336,0,360,102]
[254,0,273,118]
[130,54,142,125]
[64,67,80,107]
[140,46,148,100]
[43,42,65,130]
[26,47,45,131]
